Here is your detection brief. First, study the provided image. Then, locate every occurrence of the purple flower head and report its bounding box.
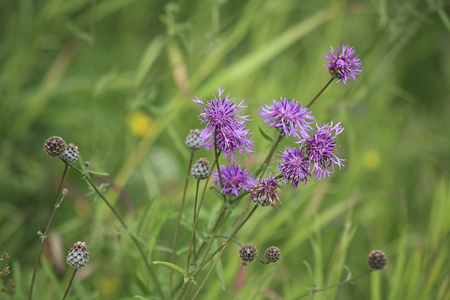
[299,121,345,179]
[193,87,250,131]
[324,44,362,84]
[193,87,254,161]
[249,176,283,210]
[206,121,254,161]
[258,98,315,139]
[278,146,311,190]
[212,165,256,197]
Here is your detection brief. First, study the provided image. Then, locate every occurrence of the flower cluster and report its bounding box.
[278,122,345,189]
[193,87,254,161]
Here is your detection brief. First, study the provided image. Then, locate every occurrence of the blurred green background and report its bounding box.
[1,0,449,299]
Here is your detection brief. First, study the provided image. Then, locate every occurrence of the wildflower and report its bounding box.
[264,246,281,263]
[212,165,255,197]
[61,143,79,163]
[191,158,210,180]
[185,129,202,151]
[258,97,315,138]
[193,87,253,161]
[324,44,362,84]
[66,242,89,269]
[367,250,387,270]
[300,122,345,179]
[239,244,257,267]
[249,176,283,209]
[278,147,311,189]
[44,136,66,157]
[212,122,254,161]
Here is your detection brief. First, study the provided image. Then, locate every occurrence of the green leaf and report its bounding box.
[258,126,274,142]
[137,193,160,235]
[152,261,185,275]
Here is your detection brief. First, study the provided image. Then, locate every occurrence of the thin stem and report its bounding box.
[170,150,195,297]
[186,180,200,269]
[189,204,257,298]
[29,163,68,300]
[197,203,229,267]
[68,162,164,298]
[62,269,78,300]
[292,269,374,300]
[258,133,284,178]
[195,203,256,275]
[306,77,334,109]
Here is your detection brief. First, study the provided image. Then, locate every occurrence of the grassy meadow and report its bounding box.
[1,0,449,299]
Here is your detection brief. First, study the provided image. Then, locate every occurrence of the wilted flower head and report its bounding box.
[212,164,255,197]
[278,146,311,189]
[259,98,314,138]
[324,44,362,84]
[193,87,254,161]
[249,176,283,210]
[299,122,345,179]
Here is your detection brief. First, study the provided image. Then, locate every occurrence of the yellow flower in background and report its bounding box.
[126,110,152,138]
[363,150,381,170]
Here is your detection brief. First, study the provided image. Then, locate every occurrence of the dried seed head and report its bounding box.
[239,243,257,267]
[61,143,79,163]
[264,246,281,263]
[367,250,387,270]
[191,158,210,180]
[185,129,202,151]
[44,136,66,157]
[66,241,89,269]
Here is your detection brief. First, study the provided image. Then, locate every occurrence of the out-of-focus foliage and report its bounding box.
[1,0,449,299]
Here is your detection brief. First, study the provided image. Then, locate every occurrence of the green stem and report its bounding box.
[292,269,374,299]
[170,150,195,296]
[68,162,164,298]
[29,163,68,300]
[306,77,334,108]
[258,133,284,178]
[62,269,77,300]
[186,180,200,269]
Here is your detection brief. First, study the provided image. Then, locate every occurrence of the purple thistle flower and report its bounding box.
[212,165,256,197]
[258,98,315,139]
[324,44,362,85]
[193,87,254,161]
[249,176,283,210]
[299,121,345,179]
[206,121,254,161]
[193,87,250,132]
[278,147,311,189]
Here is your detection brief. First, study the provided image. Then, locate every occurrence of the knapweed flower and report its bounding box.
[212,164,255,197]
[44,136,66,157]
[264,246,281,263]
[66,241,89,269]
[249,176,283,209]
[367,250,387,271]
[258,98,315,139]
[324,44,362,84]
[239,244,257,267]
[299,122,345,179]
[213,122,254,161]
[191,158,210,180]
[185,129,202,151]
[278,146,311,189]
[193,87,254,161]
